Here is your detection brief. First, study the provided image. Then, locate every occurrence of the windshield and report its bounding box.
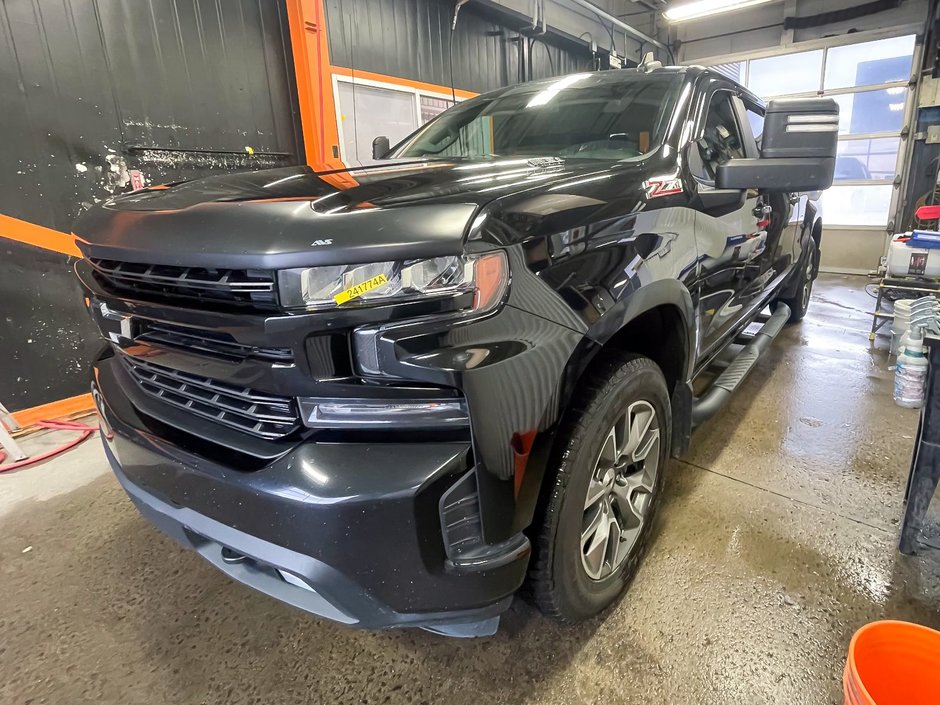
[390,73,683,162]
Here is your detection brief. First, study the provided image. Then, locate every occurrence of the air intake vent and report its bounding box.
[121,355,300,439]
[440,471,484,558]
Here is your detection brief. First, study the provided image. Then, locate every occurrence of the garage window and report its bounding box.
[334,77,461,166]
[711,34,915,228]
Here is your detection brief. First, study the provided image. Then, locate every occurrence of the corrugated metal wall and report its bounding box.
[1,0,301,233]
[325,0,593,94]
[0,0,302,411]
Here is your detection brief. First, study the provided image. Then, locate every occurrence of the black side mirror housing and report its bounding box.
[372,135,390,160]
[718,98,839,192]
[694,188,747,218]
[717,157,836,192]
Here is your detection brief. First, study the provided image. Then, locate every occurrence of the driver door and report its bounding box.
[690,87,770,360]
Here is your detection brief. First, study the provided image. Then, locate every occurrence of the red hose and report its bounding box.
[0,419,97,473]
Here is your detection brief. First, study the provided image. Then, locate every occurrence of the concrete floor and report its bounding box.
[3,273,940,705]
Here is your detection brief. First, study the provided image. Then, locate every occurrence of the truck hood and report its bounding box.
[73,158,611,269]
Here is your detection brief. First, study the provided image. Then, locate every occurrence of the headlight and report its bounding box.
[277,252,508,312]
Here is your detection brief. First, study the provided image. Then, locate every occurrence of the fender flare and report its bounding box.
[553,278,696,419]
[588,279,695,371]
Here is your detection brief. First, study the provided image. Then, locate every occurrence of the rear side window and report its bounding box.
[697,92,745,180]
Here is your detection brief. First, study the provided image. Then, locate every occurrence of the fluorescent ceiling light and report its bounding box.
[664,0,775,23]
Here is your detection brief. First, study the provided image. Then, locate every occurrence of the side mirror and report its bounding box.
[717,98,838,192]
[372,135,390,160]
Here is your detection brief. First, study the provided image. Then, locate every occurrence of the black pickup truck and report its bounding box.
[74,66,837,637]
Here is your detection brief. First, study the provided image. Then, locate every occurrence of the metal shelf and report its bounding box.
[870,276,940,340]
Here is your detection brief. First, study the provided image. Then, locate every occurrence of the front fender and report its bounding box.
[511,278,698,535]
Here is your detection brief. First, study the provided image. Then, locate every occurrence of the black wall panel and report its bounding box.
[0,0,302,411]
[325,0,593,94]
[0,242,98,411]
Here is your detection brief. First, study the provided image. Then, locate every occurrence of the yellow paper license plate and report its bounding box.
[333,273,389,304]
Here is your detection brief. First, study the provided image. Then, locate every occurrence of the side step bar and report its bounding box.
[691,303,790,427]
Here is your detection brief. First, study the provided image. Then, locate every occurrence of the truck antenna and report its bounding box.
[637,51,663,73]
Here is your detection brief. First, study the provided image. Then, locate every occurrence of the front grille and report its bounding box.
[136,321,293,363]
[89,258,277,309]
[121,355,300,439]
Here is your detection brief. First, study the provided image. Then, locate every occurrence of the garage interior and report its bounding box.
[3,0,940,703]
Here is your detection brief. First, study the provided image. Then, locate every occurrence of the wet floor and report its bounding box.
[2,274,939,705]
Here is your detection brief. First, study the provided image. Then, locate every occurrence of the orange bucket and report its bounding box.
[844,620,940,705]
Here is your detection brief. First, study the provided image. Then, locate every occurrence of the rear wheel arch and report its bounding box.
[811,218,822,272]
[803,201,822,255]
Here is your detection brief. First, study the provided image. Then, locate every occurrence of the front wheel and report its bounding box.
[773,237,817,323]
[527,353,671,623]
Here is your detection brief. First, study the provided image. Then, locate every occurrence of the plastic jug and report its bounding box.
[894,323,928,408]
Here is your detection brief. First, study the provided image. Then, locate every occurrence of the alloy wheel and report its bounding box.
[580,400,661,581]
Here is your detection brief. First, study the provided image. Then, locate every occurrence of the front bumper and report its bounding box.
[94,352,525,635]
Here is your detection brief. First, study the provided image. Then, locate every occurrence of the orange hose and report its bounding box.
[0,419,97,473]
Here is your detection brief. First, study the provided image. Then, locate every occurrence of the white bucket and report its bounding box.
[891,299,914,355]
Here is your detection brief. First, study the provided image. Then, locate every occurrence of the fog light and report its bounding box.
[298,397,469,429]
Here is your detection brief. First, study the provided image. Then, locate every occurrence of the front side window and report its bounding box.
[390,73,683,162]
[697,92,745,180]
[745,105,764,149]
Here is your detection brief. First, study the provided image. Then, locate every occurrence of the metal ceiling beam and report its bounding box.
[476,0,667,61]
[565,0,668,52]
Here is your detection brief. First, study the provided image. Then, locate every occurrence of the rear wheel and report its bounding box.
[773,237,817,323]
[528,353,671,623]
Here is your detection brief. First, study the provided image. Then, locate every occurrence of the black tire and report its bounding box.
[528,353,671,624]
[772,237,817,324]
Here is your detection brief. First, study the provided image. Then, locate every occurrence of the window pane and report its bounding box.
[420,95,454,124]
[696,93,745,180]
[819,184,893,226]
[832,89,906,135]
[711,61,745,84]
[337,82,417,165]
[745,107,764,146]
[824,35,915,90]
[747,50,823,96]
[835,138,900,181]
